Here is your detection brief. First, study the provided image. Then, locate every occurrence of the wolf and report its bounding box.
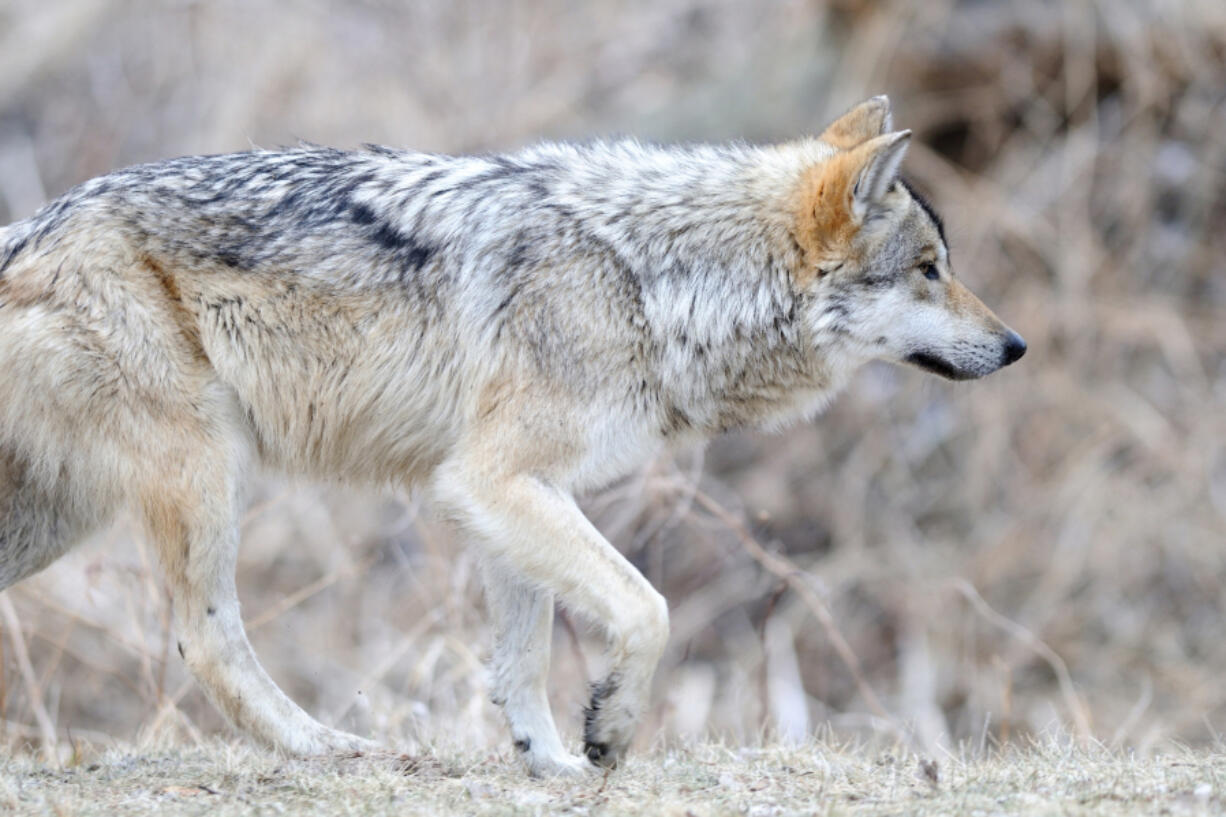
[0,96,1023,775]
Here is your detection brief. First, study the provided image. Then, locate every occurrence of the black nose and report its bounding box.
[1001,331,1027,365]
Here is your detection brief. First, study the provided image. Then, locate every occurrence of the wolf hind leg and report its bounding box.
[0,448,109,592]
[481,560,594,777]
[139,424,376,756]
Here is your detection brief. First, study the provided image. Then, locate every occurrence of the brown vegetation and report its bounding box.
[3,740,1225,816]
[0,0,1223,765]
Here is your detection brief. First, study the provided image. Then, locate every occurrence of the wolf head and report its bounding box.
[789,96,1025,380]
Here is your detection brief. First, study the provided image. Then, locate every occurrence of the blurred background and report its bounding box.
[0,0,1224,759]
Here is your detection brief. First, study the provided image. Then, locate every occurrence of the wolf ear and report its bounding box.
[847,130,911,220]
[791,128,913,275]
[819,96,893,150]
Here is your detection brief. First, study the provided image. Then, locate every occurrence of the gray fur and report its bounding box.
[0,97,1023,773]
[7,141,824,443]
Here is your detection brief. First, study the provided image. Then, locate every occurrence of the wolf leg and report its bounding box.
[141,438,375,756]
[481,560,593,777]
[435,464,668,768]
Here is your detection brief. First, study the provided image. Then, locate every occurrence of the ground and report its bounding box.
[1,740,1222,816]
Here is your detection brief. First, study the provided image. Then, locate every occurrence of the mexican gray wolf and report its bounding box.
[0,96,1024,776]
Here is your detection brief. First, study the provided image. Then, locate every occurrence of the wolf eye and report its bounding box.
[921,263,940,281]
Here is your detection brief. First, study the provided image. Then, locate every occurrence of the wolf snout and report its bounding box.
[1000,330,1027,366]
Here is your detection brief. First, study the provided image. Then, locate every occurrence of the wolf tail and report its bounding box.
[0,225,111,587]
[0,448,108,591]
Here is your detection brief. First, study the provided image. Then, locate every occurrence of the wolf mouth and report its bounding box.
[905,351,978,381]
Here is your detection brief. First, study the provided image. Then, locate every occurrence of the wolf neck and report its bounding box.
[553,140,853,435]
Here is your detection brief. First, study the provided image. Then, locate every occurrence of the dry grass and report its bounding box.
[0,0,1224,786]
[1,738,1225,816]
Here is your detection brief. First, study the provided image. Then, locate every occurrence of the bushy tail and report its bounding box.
[0,448,102,591]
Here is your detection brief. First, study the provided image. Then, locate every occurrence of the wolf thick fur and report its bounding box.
[0,96,1023,775]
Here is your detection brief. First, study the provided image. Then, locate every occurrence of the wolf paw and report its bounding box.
[582,675,634,768]
[526,751,597,779]
[293,726,381,757]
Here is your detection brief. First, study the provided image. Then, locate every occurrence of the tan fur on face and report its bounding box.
[946,277,1008,332]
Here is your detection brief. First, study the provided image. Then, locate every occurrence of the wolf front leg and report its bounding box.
[481,562,593,777]
[139,449,376,757]
[435,464,669,769]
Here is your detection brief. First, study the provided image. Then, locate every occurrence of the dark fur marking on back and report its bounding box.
[0,231,31,275]
[505,239,534,270]
[416,168,447,189]
[527,178,550,199]
[350,202,378,225]
[213,250,248,270]
[367,220,436,279]
[401,243,433,276]
[370,222,406,251]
